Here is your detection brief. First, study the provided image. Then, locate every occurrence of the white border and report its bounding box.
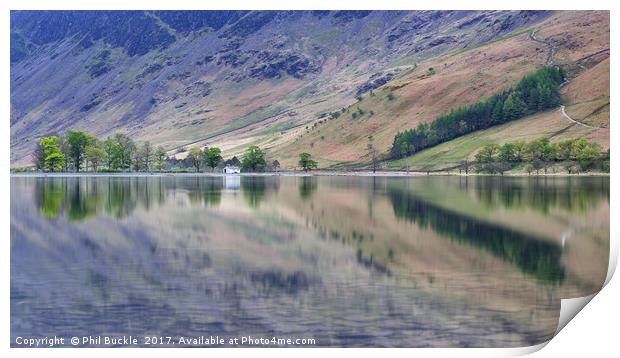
[2,1,617,357]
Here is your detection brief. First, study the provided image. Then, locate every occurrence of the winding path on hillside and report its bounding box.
[529,29,605,130]
[559,105,603,130]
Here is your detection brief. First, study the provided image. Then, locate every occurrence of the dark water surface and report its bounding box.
[10,175,610,347]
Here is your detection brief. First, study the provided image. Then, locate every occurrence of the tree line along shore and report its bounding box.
[16,130,321,174]
[12,130,608,176]
[461,137,609,175]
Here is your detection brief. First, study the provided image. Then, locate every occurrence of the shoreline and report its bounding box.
[9,171,610,178]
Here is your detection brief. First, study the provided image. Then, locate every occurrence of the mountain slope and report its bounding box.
[272,11,609,168]
[10,10,556,166]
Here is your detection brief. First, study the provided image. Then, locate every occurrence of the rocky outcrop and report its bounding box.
[249,51,321,80]
[356,71,398,96]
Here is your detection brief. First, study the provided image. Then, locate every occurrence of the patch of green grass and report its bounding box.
[258,121,297,136]
[387,132,495,170]
[283,82,317,103]
[233,104,288,129]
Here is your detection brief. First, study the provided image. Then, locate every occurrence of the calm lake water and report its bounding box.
[10,175,610,347]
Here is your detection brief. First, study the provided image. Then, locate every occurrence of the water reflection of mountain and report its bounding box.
[11,175,609,347]
[23,175,606,285]
[388,186,565,284]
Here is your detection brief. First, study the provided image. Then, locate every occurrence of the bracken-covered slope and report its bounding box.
[273,11,609,169]
[10,10,556,167]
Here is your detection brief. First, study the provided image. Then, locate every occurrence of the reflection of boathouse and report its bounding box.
[223,165,240,174]
[224,175,240,191]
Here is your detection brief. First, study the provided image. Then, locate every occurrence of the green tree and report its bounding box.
[114,133,136,171]
[155,146,167,171]
[527,86,540,110]
[66,130,96,172]
[540,138,557,173]
[102,137,120,170]
[525,138,547,162]
[502,91,526,120]
[203,147,223,172]
[556,139,576,161]
[241,146,267,172]
[187,146,203,172]
[491,100,504,123]
[475,144,500,163]
[602,159,610,173]
[513,140,527,162]
[140,141,154,172]
[525,138,556,173]
[572,138,589,159]
[577,144,602,171]
[498,143,517,163]
[133,141,154,172]
[298,152,318,171]
[39,136,65,172]
[85,144,105,172]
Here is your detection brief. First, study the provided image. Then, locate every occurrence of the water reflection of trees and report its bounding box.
[388,187,565,284]
[298,177,317,200]
[240,177,279,208]
[32,176,285,221]
[468,177,609,214]
[36,180,64,218]
[34,177,166,221]
[184,177,223,207]
[241,177,265,208]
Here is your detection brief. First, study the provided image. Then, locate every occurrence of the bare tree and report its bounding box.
[142,141,153,172]
[367,135,378,173]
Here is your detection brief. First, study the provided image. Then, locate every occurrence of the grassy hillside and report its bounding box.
[386,109,607,170]
[270,11,609,169]
[563,58,610,128]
